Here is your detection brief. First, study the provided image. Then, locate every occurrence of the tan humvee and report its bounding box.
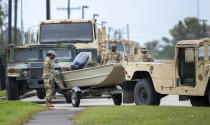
[37,19,106,65]
[123,38,210,106]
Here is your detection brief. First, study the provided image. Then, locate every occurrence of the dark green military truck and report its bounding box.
[6,44,77,100]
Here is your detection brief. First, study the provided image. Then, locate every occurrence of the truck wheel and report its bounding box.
[71,91,80,107]
[112,94,122,105]
[134,78,160,105]
[65,91,72,103]
[36,89,46,99]
[7,77,19,100]
[190,96,209,106]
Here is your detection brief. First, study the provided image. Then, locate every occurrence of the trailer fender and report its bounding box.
[72,87,82,93]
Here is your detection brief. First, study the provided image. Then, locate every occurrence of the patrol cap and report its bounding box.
[141,45,148,52]
[111,43,117,47]
[48,50,56,56]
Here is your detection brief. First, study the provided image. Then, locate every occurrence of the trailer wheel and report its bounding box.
[134,78,160,105]
[7,77,19,100]
[65,91,72,103]
[190,96,209,106]
[71,91,80,107]
[112,94,122,106]
[36,89,46,99]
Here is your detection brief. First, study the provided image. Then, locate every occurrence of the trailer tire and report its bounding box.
[36,89,46,99]
[65,91,72,103]
[134,78,160,105]
[112,94,122,106]
[190,96,210,106]
[7,77,19,100]
[71,91,80,107]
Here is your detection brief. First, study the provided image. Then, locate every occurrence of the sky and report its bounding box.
[15,0,210,45]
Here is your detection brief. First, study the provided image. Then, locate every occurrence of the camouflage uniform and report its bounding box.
[139,45,154,62]
[139,54,154,62]
[104,43,123,64]
[43,51,56,102]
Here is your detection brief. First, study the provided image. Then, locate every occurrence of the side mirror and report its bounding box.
[185,48,195,63]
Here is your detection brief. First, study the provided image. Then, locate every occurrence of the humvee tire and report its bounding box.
[190,96,209,106]
[36,89,46,99]
[112,94,122,105]
[71,90,80,107]
[134,78,160,105]
[65,91,72,103]
[7,77,19,100]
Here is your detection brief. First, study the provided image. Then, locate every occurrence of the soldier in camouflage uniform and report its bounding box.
[43,50,56,107]
[104,43,123,64]
[139,45,154,62]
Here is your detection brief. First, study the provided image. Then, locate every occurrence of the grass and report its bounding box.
[74,106,210,125]
[0,100,47,125]
[0,90,6,97]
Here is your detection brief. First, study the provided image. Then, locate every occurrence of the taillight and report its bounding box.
[8,68,16,73]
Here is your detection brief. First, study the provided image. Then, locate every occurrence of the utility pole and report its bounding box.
[8,0,12,45]
[82,5,89,19]
[46,0,51,20]
[108,27,113,39]
[57,0,80,19]
[21,0,25,44]
[14,0,18,45]
[127,24,130,40]
[93,13,99,21]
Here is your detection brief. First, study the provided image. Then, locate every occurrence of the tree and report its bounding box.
[145,40,159,52]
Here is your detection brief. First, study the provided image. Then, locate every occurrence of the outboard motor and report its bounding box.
[71,52,89,70]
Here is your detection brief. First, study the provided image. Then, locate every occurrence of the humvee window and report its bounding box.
[44,49,72,61]
[15,50,39,61]
[108,42,124,52]
[40,23,93,43]
[125,44,131,54]
[198,46,204,61]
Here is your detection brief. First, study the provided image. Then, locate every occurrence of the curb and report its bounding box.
[0,92,36,100]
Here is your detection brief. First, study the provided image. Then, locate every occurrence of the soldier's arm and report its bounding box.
[104,53,109,64]
[119,53,123,62]
[149,55,154,62]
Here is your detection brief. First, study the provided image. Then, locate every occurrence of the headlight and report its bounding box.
[23,71,28,77]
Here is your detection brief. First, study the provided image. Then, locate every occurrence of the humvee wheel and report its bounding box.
[7,77,19,100]
[71,91,80,107]
[36,89,46,99]
[65,91,72,103]
[134,78,160,105]
[190,96,210,107]
[112,94,122,105]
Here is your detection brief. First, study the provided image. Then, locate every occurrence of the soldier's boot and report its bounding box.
[46,100,54,107]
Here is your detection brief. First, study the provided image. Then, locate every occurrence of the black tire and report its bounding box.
[36,89,46,99]
[134,78,160,105]
[112,94,122,105]
[71,91,80,107]
[65,91,72,103]
[190,96,210,107]
[6,77,19,100]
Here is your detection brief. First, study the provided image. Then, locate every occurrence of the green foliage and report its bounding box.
[0,90,6,97]
[74,106,210,125]
[0,100,47,125]
[145,17,208,59]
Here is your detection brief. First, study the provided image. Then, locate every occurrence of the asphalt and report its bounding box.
[22,94,192,125]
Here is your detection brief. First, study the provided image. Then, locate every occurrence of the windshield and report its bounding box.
[44,49,72,61]
[40,23,93,43]
[125,44,131,54]
[108,42,124,52]
[15,50,40,61]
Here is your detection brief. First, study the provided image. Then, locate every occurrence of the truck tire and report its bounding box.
[36,89,46,99]
[7,77,19,100]
[71,91,80,107]
[190,96,209,106]
[65,91,72,103]
[134,78,160,105]
[112,94,122,105]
